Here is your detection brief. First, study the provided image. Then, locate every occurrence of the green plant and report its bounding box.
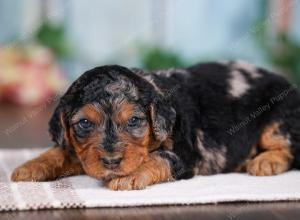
[139,47,186,71]
[34,22,72,59]
[267,34,300,82]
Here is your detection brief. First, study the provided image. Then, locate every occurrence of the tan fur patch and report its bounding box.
[114,102,135,125]
[69,123,113,179]
[72,104,103,124]
[106,153,173,190]
[259,122,291,150]
[11,147,84,181]
[247,122,293,176]
[114,126,151,176]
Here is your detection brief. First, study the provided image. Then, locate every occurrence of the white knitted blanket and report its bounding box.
[1,149,300,211]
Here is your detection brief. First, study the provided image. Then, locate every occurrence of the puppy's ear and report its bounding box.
[150,98,176,142]
[48,105,70,148]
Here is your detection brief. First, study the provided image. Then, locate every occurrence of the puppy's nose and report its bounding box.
[101,156,122,169]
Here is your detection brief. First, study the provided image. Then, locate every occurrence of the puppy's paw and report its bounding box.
[246,152,289,176]
[11,162,51,182]
[106,172,152,190]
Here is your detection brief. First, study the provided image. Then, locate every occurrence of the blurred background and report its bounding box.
[0,0,299,148]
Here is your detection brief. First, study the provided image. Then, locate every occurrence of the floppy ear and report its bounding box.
[48,105,70,148]
[150,98,176,142]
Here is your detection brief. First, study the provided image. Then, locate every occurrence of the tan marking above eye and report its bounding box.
[113,102,137,125]
[72,104,103,125]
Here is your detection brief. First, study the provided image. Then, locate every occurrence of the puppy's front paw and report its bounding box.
[246,152,289,176]
[106,154,173,190]
[11,162,51,182]
[106,172,152,190]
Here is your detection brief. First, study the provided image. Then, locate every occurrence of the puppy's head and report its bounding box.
[49,65,176,179]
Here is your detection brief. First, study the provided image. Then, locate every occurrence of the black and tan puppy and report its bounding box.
[11,61,300,190]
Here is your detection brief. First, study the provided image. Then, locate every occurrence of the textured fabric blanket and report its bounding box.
[1,149,300,211]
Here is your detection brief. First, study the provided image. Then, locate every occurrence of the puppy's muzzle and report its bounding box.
[101,156,123,169]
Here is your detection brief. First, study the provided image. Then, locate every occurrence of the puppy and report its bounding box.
[11,61,300,190]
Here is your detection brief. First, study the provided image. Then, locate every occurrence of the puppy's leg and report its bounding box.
[11,147,84,181]
[107,151,185,190]
[247,122,293,176]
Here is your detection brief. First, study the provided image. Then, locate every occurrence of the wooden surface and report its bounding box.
[0,102,300,220]
[1,202,300,220]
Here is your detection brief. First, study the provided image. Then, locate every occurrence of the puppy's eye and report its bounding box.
[127,117,141,127]
[78,119,94,130]
[73,119,95,139]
